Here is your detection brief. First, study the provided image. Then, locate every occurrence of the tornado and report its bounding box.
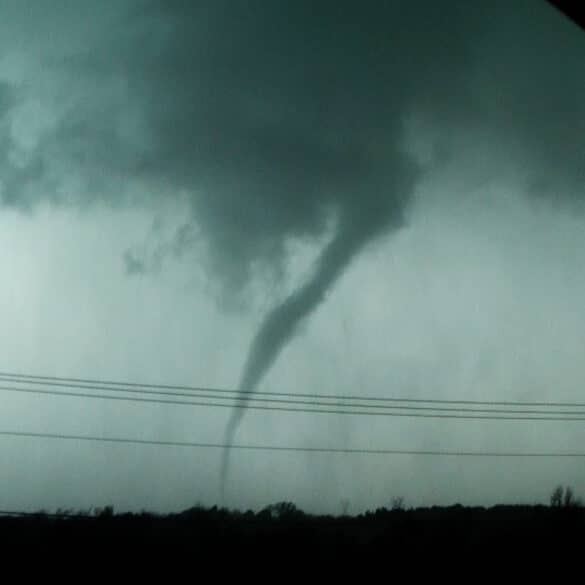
[220,155,419,500]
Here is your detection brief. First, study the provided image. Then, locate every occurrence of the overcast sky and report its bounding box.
[1,0,585,515]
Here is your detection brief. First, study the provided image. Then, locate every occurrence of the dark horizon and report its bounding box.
[0,0,584,514]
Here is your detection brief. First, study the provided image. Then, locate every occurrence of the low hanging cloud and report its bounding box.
[1,2,583,286]
[2,1,478,285]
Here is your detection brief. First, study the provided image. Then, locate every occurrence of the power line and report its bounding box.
[0,370,584,408]
[3,384,585,421]
[1,429,584,457]
[0,375,585,416]
[2,380,585,416]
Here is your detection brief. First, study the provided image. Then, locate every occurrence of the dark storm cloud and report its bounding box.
[25,0,482,289]
[3,1,580,286]
[0,2,582,254]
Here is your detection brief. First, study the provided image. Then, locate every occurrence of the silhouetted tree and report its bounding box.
[563,486,574,507]
[263,502,301,519]
[550,485,564,507]
[549,485,582,508]
[94,505,114,518]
